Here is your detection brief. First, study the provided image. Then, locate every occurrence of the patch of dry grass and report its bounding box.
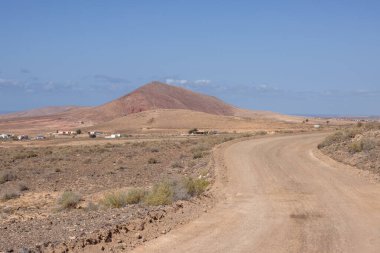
[57,191,81,210]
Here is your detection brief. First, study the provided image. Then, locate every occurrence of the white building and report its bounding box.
[105,133,121,139]
[0,134,10,139]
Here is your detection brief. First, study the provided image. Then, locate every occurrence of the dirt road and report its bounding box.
[132,133,380,253]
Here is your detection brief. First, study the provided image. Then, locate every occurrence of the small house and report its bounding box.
[0,134,10,139]
[17,135,29,140]
[105,133,121,139]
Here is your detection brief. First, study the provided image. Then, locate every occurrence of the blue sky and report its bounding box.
[0,1,379,115]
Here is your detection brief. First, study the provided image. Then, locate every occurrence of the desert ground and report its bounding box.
[132,133,380,253]
[0,132,252,252]
[1,83,378,253]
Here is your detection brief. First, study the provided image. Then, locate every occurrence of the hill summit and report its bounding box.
[78,81,236,122]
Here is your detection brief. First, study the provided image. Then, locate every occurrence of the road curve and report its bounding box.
[132,133,380,253]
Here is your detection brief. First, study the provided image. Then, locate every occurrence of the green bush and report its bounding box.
[184,177,209,197]
[144,181,174,206]
[57,191,81,209]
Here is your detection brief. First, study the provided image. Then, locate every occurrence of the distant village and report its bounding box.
[0,127,219,141]
[0,129,124,141]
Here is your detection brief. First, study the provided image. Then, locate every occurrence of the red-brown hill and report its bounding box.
[65,81,237,123]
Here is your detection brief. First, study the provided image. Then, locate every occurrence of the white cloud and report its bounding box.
[165,78,213,89]
[165,78,189,85]
[194,79,211,86]
[0,78,20,87]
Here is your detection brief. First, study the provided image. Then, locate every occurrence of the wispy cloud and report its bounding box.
[0,78,21,88]
[165,78,189,85]
[165,78,212,88]
[94,74,129,84]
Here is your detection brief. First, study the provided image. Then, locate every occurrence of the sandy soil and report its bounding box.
[132,133,380,253]
[1,135,234,252]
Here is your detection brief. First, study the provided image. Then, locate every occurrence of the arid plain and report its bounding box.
[1,82,377,253]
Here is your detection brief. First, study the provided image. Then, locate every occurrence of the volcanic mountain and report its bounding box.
[0,81,304,134]
[63,81,237,123]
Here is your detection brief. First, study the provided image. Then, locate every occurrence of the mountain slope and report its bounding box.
[96,81,235,117]
[59,81,237,123]
[0,106,82,120]
[89,109,301,133]
[0,81,303,134]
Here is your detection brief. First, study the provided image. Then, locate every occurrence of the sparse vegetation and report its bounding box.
[144,181,174,205]
[125,188,146,204]
[18,183,29,191]
[188,128,199,134]
[319,123,380,174]
[349,141,363,153]
[171,161,183,168]
[57,191,81,210]
[192,151,204,159]
[101,191,128,208]
[148,158,158,164]
[84,202,99,211]
[13,151,38,160]
[144,177,210,206]
[255,131,267,136]
[0,172,16,184]
[1,191,20,201]
[184,177,210,197]
[150,147,159,153]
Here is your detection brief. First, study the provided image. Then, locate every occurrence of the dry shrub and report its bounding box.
[145,177,210,206]
[0,172,16,184]
[171,161,183,168]
[184,177,209,197]
[18,183,29,191]
[102,188,146,208]
[148,158,158,164]
[349,138,377,153]
[57,191,81,210]
[144,181,174,206]
[1,191,20,201]
[101,191,128,208]
[318,130,358,149]
[349,141,363,153]
[126,188,146,204]
[192,151,204,159]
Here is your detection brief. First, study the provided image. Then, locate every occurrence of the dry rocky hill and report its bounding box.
[0,81,304,134]
[90,109,303,134]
